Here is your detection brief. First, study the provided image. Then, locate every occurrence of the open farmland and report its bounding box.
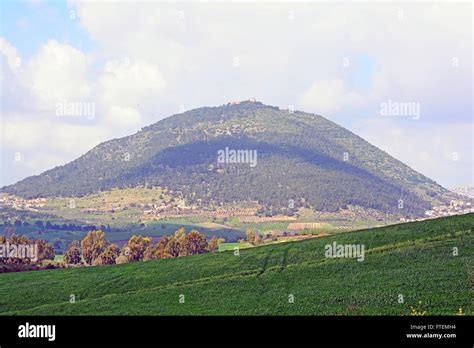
[0,214,472,315]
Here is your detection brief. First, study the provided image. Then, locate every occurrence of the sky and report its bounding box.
[0,0,472,189]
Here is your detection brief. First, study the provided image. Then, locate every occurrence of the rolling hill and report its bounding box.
[1,100,451,216]
[0,213,472,315]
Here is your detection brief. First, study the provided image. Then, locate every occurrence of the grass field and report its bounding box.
[218,242,253,252]
[39,187,171,228]
[0,213,472,315]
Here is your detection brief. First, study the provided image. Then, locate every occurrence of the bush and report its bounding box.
[100,244,120,264]
[64,241,82,265]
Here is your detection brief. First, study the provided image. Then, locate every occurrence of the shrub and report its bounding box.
[64,241,82,265]
[100,244,120,264]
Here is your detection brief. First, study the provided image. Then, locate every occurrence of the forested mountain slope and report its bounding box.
[2,101,450,216]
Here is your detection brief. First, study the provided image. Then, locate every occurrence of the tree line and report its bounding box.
[1,226,269,273]
[0,234,55,273]
[4,219,112,233]
[64,228,225,266]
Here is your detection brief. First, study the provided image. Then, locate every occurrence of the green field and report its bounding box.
[218,242,253,252]
[0,214,472,315]
[41,187,172,228]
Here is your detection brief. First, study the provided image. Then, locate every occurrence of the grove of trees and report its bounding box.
[2,227,226,273]
[62,227,224,267]
[0,234,55,273]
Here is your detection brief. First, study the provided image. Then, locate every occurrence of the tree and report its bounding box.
[99,244,120,264]
[174,227,187,255]
[245,229,255,244]
[175,227,186,239]
[143,240,172,261]
[80,230,109,265]
[254,234,264,245]
[164,236,180,258]
[156,235,170,250]
[143,243,159,261]
[125,235,151,262]
[208,236,224,252]
[0,235,6,264]
[64,241,82,265]
[7,234,33,264]
[155,235,172,259]
[35,239,55,261]
[181,230,208,256]
[9,234,31,245]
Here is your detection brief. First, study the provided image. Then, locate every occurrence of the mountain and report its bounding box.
[1,100,451,216]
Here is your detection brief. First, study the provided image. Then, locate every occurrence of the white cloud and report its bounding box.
[353,119,473,187]
[2,117,106,158]
[1,38,168,183]
[25,40,92,111]
[0,38,33,113]
[0,37,21,72]
[299,79,366,115]
[2,118,47,150]
[75,2,189,73]
[1,115,108,186]
[103,105,142,130]
[97,59,166,129]
[99,59,165,107]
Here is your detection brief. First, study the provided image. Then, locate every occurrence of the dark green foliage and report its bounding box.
[1,101,450,216]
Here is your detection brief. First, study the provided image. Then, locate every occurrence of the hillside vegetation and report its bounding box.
[0,213,472,315]
[2,101,451,216]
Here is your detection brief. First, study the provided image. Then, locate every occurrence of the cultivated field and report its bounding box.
[0,214,472,315]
